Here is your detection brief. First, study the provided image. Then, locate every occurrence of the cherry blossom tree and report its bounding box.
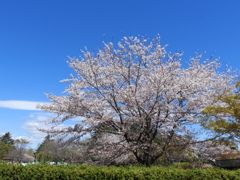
[191,140,239,166]
[38,35,236,166]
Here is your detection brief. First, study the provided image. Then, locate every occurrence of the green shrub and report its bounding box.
[0,164,240,180]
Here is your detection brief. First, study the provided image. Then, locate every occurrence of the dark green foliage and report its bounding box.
[0,141,12,159]
[0,132,15,159]
[34,135,61,163]
[1,164,240,180]
[0,132,14,145]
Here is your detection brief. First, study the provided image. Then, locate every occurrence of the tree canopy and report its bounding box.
[0,141,12,159]
[0,132,15,159]
[202,81,240,142]
[38,35,236,166]
[0,132,14,145]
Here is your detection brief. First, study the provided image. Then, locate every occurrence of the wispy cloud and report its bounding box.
[1,111,83,149]
[0,100,47,110]
[21,113,73,148]
[20,113,54,148]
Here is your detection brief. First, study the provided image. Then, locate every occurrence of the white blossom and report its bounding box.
[38,35,236,166]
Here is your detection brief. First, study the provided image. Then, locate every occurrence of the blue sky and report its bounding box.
[0,0,239,149]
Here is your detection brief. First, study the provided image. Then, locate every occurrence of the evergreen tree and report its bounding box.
[35,135,53,163]
[0,132,15,159]
[0,132,14,145]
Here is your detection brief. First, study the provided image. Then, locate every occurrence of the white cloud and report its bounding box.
[21,113,53,144]
[0,100,48,110]
[1,111,84,149]
[21,113,73,149]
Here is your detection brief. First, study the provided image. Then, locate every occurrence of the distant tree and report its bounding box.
[0,132,14,145]
[22,148,35,163]
[35,135,54,163]
[0,133,34,162]
[38,36,236,166]
[7,138,30,162]
[22,153,34,162]
[0,132,14,159]
[25,148,35,157]
[0,141,12,159]
[192,140,239,162]
[35,135,85,164]
[202,81,240,142]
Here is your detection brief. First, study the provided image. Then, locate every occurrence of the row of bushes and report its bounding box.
[0,164,240,180]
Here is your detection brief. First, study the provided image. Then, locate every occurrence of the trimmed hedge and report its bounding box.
[0,164,240,180]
